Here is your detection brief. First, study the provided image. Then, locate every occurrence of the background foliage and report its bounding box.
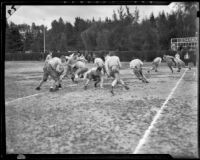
[5,3,198,61]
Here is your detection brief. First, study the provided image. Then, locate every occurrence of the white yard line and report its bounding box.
[5,84,78,105]
[133,68,188,154]
[5,92,47,105]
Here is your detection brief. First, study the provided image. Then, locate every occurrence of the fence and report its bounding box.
[5,50,196,65]
[5,52,70,61]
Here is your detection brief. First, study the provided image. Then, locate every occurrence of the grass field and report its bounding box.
[5,61,198,157]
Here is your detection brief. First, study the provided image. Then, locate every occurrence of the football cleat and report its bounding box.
[36,87,40,90]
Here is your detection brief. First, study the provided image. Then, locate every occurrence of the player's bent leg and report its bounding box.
[111,78,117,95]
[168,64,173,73]
[134,69,142,80]
[71,74,75,83]
[100,76,104,88]
[49,70,60,92]
[188,62,192,70]
[103,65,107,75]
[36,81,43,90]
[137,70,143,81]
[84,79,90,90]
[151,64,156,71]
[170,66,174,73]
[94,77,101,88]
[119,79,129,90]
[79,67,89,78]
[58,78,62,88]
[139,69,149,83]
[155,64,158,72]
[36,72,49,90]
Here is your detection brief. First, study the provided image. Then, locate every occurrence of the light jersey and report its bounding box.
[74,60,86,68]
[67,56,77,67]
[163,55,175,63]
[105,55,111,61]
[84,67,102,79]
[48,57,64,72]
[105,56,121,68]
[153,57,162,64]
[174,54,183,65]
[94,58,104,67]
[175,53,180,59]
[176,58,185,66]
[77,56,87,63]
[45,54,52,62]
[130,59,143,69]
[65,56,70,60]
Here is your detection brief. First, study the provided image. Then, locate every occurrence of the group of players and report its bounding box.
[35,50,187,95]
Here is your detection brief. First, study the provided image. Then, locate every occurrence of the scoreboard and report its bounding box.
[171,37,198,51]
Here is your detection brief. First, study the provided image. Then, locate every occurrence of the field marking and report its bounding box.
[133,68,188,154]
[5,92,47,105]
[5,84,78,105]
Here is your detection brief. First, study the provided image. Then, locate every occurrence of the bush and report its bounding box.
[5,52,42,61]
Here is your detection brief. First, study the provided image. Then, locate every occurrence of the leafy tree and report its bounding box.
[23,32,34,51]
[6,23,23,52]
[112,10,118,21]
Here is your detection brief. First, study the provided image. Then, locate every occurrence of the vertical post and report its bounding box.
[43,25,45,61]
[171,38,172,50]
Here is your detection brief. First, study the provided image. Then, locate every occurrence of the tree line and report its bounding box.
[5,2,198,61]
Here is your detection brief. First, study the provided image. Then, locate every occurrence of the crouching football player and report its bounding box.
[72,60,89,83]
[105,52,129,95]
[84,67,104,89]
[174,56,185,72]
[163,55,176,73]
[35,55,67,92]
[163,55,184,73]
[149,57,162,72]
[130,58,149,83]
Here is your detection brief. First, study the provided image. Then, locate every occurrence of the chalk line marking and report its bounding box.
[5,84,78,105]
[133,68,188,154]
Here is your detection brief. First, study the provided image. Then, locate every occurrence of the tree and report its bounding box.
[23,32,34,51]
[112,10,118,21]
[117,6,126,21]
[5,19,10,52]
[74,17,91,49]
[149,12,156,28]
[6,23,23,52]
[124,5,135,24]
[156,11,169,50]
[133,7,140,24]
[175,2,198,37]
[96,29,110,50]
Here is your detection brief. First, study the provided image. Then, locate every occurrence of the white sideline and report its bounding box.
[5,84,78,105]
[133,68,188,154]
